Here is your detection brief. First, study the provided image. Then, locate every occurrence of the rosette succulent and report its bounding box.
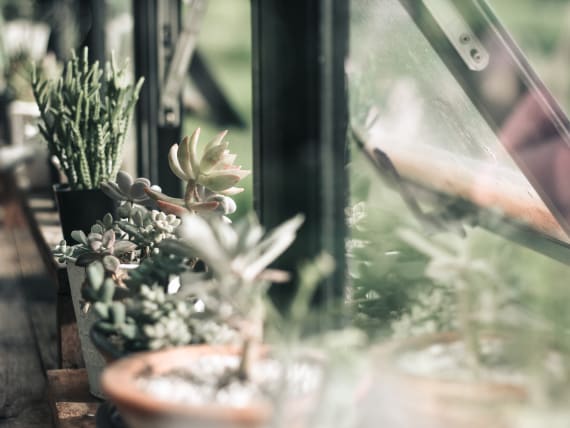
[144,128,250,217]
[70,228,138,273]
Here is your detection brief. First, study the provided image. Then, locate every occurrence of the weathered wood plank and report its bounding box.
[10,208,59,371]
[0,196,54,427]
[17,193,83,369]
[46,369,98,428]
[54,403,97,428]
[0,280,52,426]
[46,370,94,403]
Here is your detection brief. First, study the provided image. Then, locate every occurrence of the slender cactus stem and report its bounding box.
[31,47,143,190]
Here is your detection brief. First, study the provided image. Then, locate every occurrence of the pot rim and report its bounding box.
[66,258,138,270]
[53,183,104,193]
[372,331,527,399]
[101,345,272,423]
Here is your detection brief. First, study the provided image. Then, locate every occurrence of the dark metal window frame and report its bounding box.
[133,0,182,195]
[252,0,349,307]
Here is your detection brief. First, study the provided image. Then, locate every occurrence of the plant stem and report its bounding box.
[237,338,251,381]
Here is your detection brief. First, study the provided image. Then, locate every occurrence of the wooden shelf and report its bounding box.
[47,369,100,428]
[20,191,84,369]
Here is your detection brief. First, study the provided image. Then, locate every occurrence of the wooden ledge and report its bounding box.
[47,369,100,428]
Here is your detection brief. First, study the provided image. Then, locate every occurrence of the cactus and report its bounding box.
[31,47,144,190]
[144,128,248,217]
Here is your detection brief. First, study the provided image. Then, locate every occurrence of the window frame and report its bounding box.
[251,0,349,308]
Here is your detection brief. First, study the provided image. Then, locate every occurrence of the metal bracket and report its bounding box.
[159,0,208,127]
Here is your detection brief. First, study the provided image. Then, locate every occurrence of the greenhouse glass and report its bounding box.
[347,0,570,343]
[347,3,570,420]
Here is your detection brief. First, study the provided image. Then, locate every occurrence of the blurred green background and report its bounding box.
[348,0,570,338]
[183,0,253,220]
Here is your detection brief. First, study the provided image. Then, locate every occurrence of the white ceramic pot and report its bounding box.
[66,260,137,398]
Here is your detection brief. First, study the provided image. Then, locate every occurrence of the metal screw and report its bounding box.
[459,33,471,44]
[470,48,482,62]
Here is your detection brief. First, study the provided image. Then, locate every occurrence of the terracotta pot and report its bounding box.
[101,346,273,428]
[362,332,527,428]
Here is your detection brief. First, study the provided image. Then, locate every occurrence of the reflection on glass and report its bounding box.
[347,2,570,421]
[348,0,570,242]
[488,0,570,115]
[105,0,136,176]
[105,0,134,78]
[183,0,253,219]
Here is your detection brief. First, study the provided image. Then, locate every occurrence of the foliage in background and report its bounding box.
[32,47,143,189]
[347,160,437,338]
[3,50,58,102]
[185,0,253,218]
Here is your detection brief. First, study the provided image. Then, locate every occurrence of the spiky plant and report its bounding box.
[31,47,144,189]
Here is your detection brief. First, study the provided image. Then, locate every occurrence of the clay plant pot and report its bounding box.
[363,332,527,428]
[53,184,117,242]
[101,346,272,428]
[67,261,137,398]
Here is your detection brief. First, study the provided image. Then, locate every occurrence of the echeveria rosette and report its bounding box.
[144,128,249,217]
[71,228,138,273]
[102,171,162,210]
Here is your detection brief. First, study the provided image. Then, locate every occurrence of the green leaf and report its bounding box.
[100,278,116,303]
[110,302,126,325]
[86,261,105,288]
[71,230,88,245]
[102,255,120,273]
[76,252,100,267]
[93,302,110,319]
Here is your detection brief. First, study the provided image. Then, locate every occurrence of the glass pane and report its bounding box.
[105,0,137,177]
[488,0,570,114]
[348,0,569,243]
[183,0,252,220]
[347,1,570,418]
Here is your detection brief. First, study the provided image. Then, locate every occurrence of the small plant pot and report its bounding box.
[364,332,527,428]
[53,184,117,242]
[101,346,272,428]
[102,345,323,428]
[67,261,137,399]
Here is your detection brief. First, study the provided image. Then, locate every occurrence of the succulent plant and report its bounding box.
[144,128,249,217]
[53,222,138,276]
[85,262,235,352]
[123,249,189,292]
[85,211,304,355]
[157,212,305,345]
[32,47,144,189]
[72,228,138,271]
[166,212,304,284]
[100,171,183,257]
[101,171,161,210]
